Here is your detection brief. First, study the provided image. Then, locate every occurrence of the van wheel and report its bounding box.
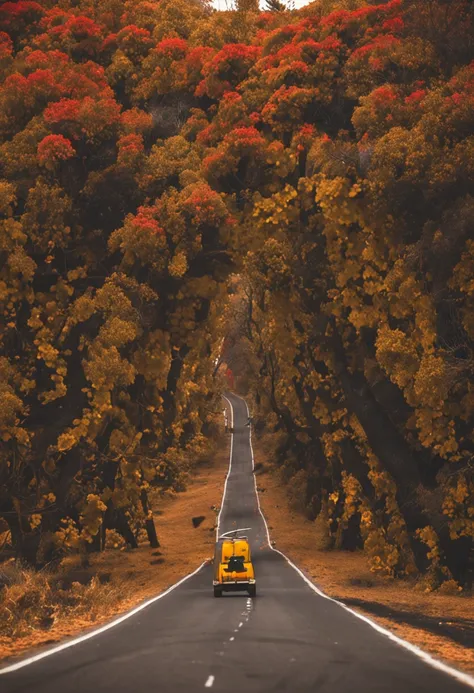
[214,586,223,598]
[248,585,256,598]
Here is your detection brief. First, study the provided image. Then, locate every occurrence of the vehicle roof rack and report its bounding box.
[218,528,251,540]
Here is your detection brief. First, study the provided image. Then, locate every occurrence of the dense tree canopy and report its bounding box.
[0,0,473,587]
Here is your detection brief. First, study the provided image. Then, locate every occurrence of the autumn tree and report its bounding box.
[0,0,473,588]
[0,0,232,565]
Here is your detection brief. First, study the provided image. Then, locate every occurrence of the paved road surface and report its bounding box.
[1,393,472,692]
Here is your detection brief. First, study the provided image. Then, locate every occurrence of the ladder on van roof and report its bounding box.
[218,528,251,540]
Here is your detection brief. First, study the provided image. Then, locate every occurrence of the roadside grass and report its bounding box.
[254,432,474,675]
[0,439,229,662]
[0,562,128,641]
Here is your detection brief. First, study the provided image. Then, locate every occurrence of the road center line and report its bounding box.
[204,674,215,688]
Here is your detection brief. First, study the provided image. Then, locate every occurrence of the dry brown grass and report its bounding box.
[254,433,474,675]
[0,563,128,639]
[0,439,230,662]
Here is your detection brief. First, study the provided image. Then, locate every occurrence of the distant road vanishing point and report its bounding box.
[1,393,473,693]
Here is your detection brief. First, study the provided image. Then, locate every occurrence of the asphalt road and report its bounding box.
[1,392,472,693]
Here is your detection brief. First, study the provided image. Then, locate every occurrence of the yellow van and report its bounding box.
[213,529,256,597]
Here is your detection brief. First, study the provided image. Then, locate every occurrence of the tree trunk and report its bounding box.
[115,510,138,549]
[86,530,102,554]
[161,344,191,450]
[7,511,41,566]
[141,489,160,548]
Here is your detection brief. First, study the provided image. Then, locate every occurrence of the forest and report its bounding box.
[0,0,473,590]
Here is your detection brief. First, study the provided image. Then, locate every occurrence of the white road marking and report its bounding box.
[205,675,215,687]
[229,636,235,642]
[227,394,474,692]
[238,622,243,628]
[0,562,207,675]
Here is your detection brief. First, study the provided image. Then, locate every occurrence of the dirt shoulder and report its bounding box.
[0,439,230,662]
[253,436,474,676]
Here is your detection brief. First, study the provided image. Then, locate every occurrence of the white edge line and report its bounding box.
[217,395,234,539]
[229,393,474,692]
[0,561,206,675]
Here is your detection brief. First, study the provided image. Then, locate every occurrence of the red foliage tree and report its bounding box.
[0,31,13,61]
[120,108,154,135]
[0,1,44,37]
[154,37,188,59]
[103,24,153,59]
[44,95,121,142]
[37,133,76,166]
[131,206,164,236]
[196,44,261,99]
[117,133,144,166]
[182,183,227,227]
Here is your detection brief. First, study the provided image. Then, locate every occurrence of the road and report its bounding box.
[1,392,473,693]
